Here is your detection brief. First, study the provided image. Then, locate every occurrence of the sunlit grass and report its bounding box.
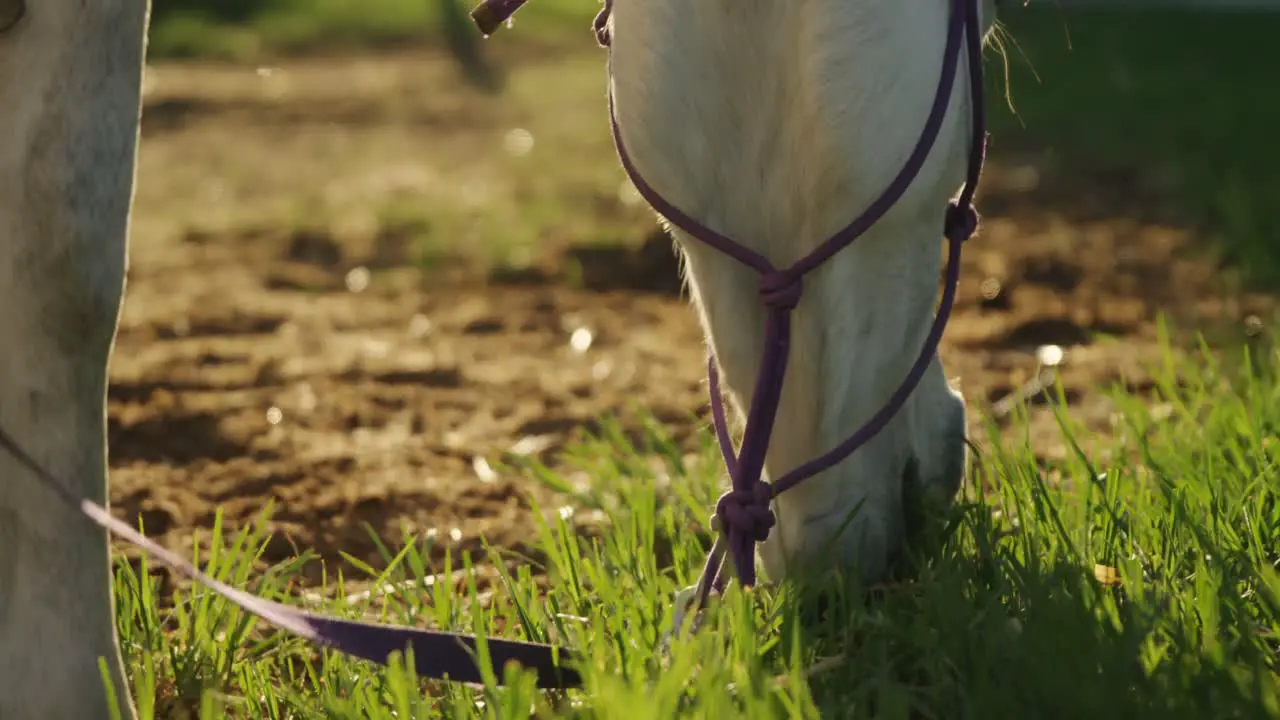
[111,327,1280,718]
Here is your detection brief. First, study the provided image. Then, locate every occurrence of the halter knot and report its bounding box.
[758,271,803,311]
[943,200,979,243]
[713,481,776,543]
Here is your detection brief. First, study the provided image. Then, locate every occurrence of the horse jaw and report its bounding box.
[606,0,989,585]
[0,1,148,717]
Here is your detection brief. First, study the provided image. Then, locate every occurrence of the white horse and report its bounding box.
[606,0,993,588]
[0,0,991,716]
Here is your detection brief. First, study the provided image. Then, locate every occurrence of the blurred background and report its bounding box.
[112,0,1278,586]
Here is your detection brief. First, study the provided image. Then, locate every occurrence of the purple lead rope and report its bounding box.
[0,0,986,695]
[0,428,581,687]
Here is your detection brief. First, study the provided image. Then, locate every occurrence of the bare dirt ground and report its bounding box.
[109,48,1276,589]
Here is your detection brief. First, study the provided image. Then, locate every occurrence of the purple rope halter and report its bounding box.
[603,0,988,598]
[0,0,987,694]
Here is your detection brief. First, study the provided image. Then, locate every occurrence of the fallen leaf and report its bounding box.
[1094,564,1121,586]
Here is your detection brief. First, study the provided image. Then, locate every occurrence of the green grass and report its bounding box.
[988,8,1280,285]
[111,327,1280,718]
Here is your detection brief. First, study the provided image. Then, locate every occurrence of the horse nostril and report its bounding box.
[0,0,24,33]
